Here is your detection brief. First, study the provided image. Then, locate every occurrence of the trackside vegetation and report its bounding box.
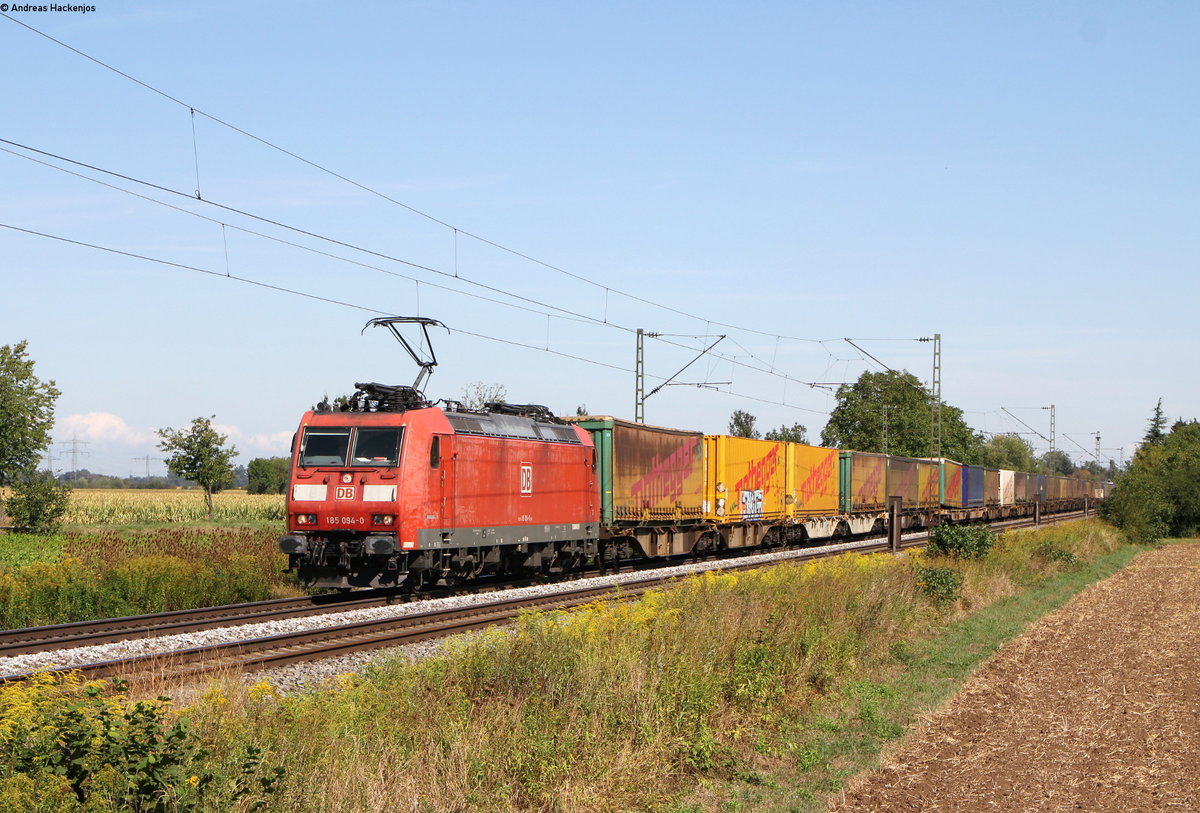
[0,528,295,628]
[1104,410,1200,543]
[0,519,1132,812]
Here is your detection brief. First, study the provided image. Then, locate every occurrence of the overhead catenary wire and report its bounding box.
[1000,407,1052,446]
[0,220,827,416]
[2,12,834,346]
[0,137,839,391]
[1,16,1124,449]
[2,13,929,415]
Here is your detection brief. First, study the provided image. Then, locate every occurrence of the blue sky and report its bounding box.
[2,1,1196,476]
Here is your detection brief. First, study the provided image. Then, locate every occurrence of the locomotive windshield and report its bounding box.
[299,426,403,468]
[351,427,402,466]
[300,427,351,466]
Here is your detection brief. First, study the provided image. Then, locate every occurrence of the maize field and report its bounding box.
[61,488,285,525]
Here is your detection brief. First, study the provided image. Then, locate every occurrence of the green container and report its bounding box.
[565,416,704,526]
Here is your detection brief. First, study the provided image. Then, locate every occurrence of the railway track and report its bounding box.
[0,509,1089,685]
[0,586,421,657]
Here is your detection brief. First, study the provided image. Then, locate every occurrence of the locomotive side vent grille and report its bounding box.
[444,410,583,444]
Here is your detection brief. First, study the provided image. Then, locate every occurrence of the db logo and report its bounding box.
[335,486,356,500]
[519,463,533,496]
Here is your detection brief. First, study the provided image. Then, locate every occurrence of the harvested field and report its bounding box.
[831,542,1200,812]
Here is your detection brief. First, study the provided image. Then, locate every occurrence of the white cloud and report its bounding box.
[212,424,292,458]
[58,413,152,446]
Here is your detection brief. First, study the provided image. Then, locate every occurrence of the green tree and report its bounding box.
[728,410,760,439]
[5,469,71,532]
[247,457,291,495]
[157,417,238,518]
[1106,419,1200,543]
[980,434,1038,471]
[1039,450,1075,476]
[1143,398,1167,446]
[819,370,983,462]
[0,341,60,487]
[764,423,808,444]
[1078,459,1119,480]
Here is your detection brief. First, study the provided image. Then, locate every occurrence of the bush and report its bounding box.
[914,564,962,604]
[0,673,283,812]
[1035,542,1080,568]
[3,470,70,533]
[1104,465,1173,544]
[927,523,995,559]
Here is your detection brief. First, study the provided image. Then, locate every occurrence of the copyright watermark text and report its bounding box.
[1,4,99,12]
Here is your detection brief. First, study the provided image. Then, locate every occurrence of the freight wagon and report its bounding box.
[567,416,706,559]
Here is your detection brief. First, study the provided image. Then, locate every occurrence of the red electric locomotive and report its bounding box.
[280,318,599,588]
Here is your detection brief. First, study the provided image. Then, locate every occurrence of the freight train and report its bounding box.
[278,378,1109,590]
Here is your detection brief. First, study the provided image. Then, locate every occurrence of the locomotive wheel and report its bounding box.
[598,543,620,575]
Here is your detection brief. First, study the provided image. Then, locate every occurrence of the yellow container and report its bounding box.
[703,436,789,522]
[788,443,841,517]
[915,458,941,508]
[841,451,888,512]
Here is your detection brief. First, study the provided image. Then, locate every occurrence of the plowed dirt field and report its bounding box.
[831,542,1200,812]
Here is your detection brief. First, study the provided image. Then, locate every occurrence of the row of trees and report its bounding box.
[727,370,1108,478]
[1103,400,1200,543]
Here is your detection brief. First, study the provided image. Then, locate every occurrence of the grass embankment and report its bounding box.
[0,528,298,628]
[0,489,295,627]
[1,519,1137,812]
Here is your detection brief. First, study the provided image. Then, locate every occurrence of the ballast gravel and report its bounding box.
[1,538,887,692]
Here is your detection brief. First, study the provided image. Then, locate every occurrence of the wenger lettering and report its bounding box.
[733,445,782,496]
[630,440,698,507]
[798,451,837,503]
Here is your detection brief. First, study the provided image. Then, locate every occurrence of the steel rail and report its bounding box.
[0,587,419,656]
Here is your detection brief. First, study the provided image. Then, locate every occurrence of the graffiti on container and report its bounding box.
[859,462,884,500]
[922,475,940,503]
[740,489,764,521]
[733,444,782,496]
[630,439,699,508]
[798,451,837,504]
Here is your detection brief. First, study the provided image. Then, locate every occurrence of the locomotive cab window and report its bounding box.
[352,427,402,467]
[299,427,351,467]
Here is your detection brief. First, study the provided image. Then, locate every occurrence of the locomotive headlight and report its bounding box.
[372,514,395,526]
[341,473,353,484]
[295,513,318,525]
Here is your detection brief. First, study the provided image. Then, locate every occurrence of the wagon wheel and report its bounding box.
[762,526,785,549]
[691,531,721,559]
